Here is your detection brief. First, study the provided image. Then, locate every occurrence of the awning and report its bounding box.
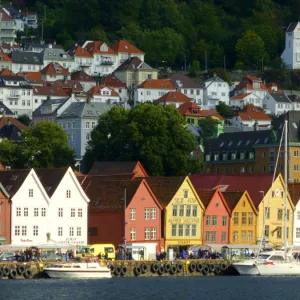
[0,237,6,241]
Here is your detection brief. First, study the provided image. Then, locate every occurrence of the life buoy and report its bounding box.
[114,266,121,276]
[189,262,196,273]
[109,264,115,273]
[221,263,227,271]
[24,269,33,279]
[157,265,165,276]
[120,266,128,276]
[140,263,148,274]
[209,264,216,272]
[2,266,9,277]
[151,263,159,273]
[17,265,25,275]
[0,269,3,279]
[176,262,183,272]
[196,263,203,272]
[134,266,142,276]
[9,269,17,279]
[214,265,221,274]
[202,265,209,275]
[169,265,177,275]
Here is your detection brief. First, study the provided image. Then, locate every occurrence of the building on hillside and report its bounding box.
[197,189,231,245]
[40,62,71,82]
[0,116,28,142]
[228,104,272,130]
[230,93,262,108]
[68,45,93,74]
[263,93,292,116]
[0,42,20,53]
[169,73,203,104]
[87,86,120,103]
[0,8,16,43]
[83,178,163,259]
[21,12,38,29]
[0,103,14,117]
[288,183,300,246]
[134,79,174,105]
[11,51,43,73]
[114,57,157,91]
[0,183,11,244]
[145,176,204,251]
[3,5,24,32]
[42,48,75,72]
[288,94,300,111]
[103,75,127,103]
[0,51,12,70]
[0,68,14,76]
[71,71,96,92]
[17,71,44,86]
[154,91,192,108]
[202,74,230,108]
[222,191,258,245]
[56,101,115,159]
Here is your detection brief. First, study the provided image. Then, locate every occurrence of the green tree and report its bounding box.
[0,139,23,168]
[189,60,201,77]
[235,30,269,70]
[198,117,220,143]
[216,102,232,117]
[86,26,108,43]
[83,104,202,176]
[17,114,31,126]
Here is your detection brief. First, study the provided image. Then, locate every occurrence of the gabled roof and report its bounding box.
[32,97,70,117]
[190,174,273,207]
[170,73,201,89]
[138,79,174,89]
[288,183,300,206]
[114,57,152,72]
[111,40,144,54]
[268,93,291,104]
[33,86,69,97]
[0,75,28,82]
[17,72,43,85]
[42,48,73,61]
[68,45,93,58]
[231,93,251,100]
[87,86,119,97]
[0,103,14,116]
[51,80,83,91]
[196,189,216,208]
[41,62,70,76]
[0,51,11,62]
[35,167,68,197]
[155,91,192,104]
[288,94,300,103]
[0,69,14,76]
[0,124,22,141]
[104,75,126,88]
[222,191,244,212]
[0,8,13,20]
[235,74,267,91]
[71,71,96,82]
[21,11,37,17]
[0,116,27,131]
[84,41,116,55]
[205,75,225,83]
[11,51,43,65]
[286,22,299,33]
[237,104,272,121]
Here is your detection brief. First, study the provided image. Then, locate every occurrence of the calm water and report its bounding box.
[1,277,300,300]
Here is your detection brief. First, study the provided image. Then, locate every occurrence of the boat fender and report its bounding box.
[109,264,115,273]
[214,265,222,274]
[134,266,142,276]
[120,266,128,276]
[176,262,183,273]
[9,269,17,279]
[221,263,227,271]
[0,269,3,279]
[114,266,121,276]
[164,263,171,272]
[209,264,216,273]
[202,265,209,275]
[17,265,26,275]
[17,257,23,262]
[196,263,203,272]
[2,266,9,277]
[157,265,165,276]
[151,263,159,273]
[24,269,33,279]
[140,263,148,274]
[189,262,196,273]
[169,265,177,275]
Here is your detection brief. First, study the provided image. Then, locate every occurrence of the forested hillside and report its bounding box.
[12,0,300,71]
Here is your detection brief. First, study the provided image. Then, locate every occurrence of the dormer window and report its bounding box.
[192,109,198,114]
[214,154,219,161]
[231,152,236,160]
[205,154,211,161]
[240,152,245,160]
[253,82,260,89]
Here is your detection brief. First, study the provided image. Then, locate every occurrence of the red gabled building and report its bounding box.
[0,183,10,245]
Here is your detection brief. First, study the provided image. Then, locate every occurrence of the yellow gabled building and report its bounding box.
[145,176,204,251]
[222,191,258,245]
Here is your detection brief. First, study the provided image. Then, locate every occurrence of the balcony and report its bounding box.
[101,60,113,66]
[79,62,92,67]
[8,94,20,99]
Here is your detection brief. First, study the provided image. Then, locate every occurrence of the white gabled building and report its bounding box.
[263,92,292,116]
[230,93,262,108]
[87,86,120,103]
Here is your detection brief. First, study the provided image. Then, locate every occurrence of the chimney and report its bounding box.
[53,40,56,46]
[87,96,91,104]
[254,121,258,131]
[48,43,52,49]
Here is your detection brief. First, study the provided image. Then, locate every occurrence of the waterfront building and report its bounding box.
[145,176,204,251]
[0,182,11,244]
[288,183,300,246]
[197,189,231,245]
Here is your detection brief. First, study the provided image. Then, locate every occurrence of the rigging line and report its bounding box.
[257,123,285,255]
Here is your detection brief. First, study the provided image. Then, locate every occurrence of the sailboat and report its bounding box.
[254,119,300,276]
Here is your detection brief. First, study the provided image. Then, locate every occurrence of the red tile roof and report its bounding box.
[155,91,192,104]
[0,8,13,20]
[111,40,144,54]
[88,86,119,97]
[0,69,15,76]
[0,51,11,62]
[33,86,69,97]
[68,45,93,58]
[288,183,300,206]
[17,72,43,84]
[235,75,267,91]
[84,41,117,55]
[237,104,272,121]
[196,189,216,208]
[189,174,274,208]
[41,62,70,76]
[222,191,244,212]
[0,116,28,131]
[71,71,96,82]
[51,80,83,90]
[231,93,251,100]
[138,79,174,89]
[104,75,126,88]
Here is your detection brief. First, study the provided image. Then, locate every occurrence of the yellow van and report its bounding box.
[77,244,115,260]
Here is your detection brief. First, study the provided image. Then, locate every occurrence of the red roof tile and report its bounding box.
[104,75,126,88]
[237,104,271,121]
[231,93,251,100]
[138,79,174,89]
[0,8,12,20]
[288,183,300,206]
[196,189,216,208]
[41,62,70,76]
[88,86,119,97]
[33,86,69,97]
[71,71,96,82]
[155,91,192,104]
[0,51,11,62]
[111,40,144,54]
[68,45,93,58]
[84,42,117,55]
[0,69,15,76]
[235,75,267,91]
[0,116,27,131]
[17,72,43,84]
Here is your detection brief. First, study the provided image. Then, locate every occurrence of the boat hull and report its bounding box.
[256,263,300,276]
[44,268,112,279]
[232,261,259,275]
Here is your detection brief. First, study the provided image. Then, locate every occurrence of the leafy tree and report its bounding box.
[83,104,202,176]
[0,140,23,168]
[216,102,232,117]
[17,114,31,126]
[198,117,220,143]
[235,30,269,70]
[189,60,201,77]
[86,26,108,43]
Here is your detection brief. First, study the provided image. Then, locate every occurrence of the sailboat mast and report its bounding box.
[284,120,288,260]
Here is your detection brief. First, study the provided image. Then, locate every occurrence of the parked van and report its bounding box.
[77,244,115,260]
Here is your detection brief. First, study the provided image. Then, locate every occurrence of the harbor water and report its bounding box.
[1,276,300,300]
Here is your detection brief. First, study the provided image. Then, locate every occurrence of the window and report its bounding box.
[72,122,75,128]
[172,205,178,217]
[205,231,210,242]
[242,212,247,225]
[77,227,81,236]
[242,231,246,242]
[91,122,96,128]
[233,212,239,225]
[172,224,177,236]
[145,228,150,240]
[66,190,71,198]
[179,205,184,217]
[29,189,33,197]
[277,227,282,238]
[248,212,253,225]
[22,225,27,236]
[294,150,299,157]
[86,133,90,141]
[211,231,216,242]
[33,225,38,236]
[151,208,156,220]
[248,231,253,242]
[186,205,191,217]
[296,228,300,238]
[15,225,20,236]
[191,224,196,236]
[221,232,227,242]
[86,122,90,129]
[58,227,63,236]
[185,224,190,236]
[233,231,238,242]
[265,225,270,237]
[277,209,283,221]
[265,207,270,219]
[222,216,228,226]
[206,215,211,226]
[130,228,136,240]
[130,208,136,220]
[192,205,197,217]
[184,190,188,199]
[297,211,300,220]
[287,209,290,221]
[212,215,217,226]
[78,208,82,217]
[69,227,74,236]
[151,228,156,240]
[178,224,184,236]
[24,208,28,217]
[294,165,299,172]
[41,208,46,217]
[71,208,75,217]
[58,208,63,217]
[16,207,21,216]
[144,208,150,220]
[34,208,38,217]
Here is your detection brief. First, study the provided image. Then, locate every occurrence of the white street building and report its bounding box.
[263,93,292,116]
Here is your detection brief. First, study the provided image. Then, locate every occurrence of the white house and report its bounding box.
[87,86,120,103]
[22,11,38,29]
[68,45,93,74]
[263,92,292,116]
[11,51,43,73]
[287,94,300,111]
[42,47,75,72]
[230,92,262,108]
[154,91,192,108]
[103,75,127,102]
[40,62,71,82]
[202,74,230,109]
[71,71,97,93]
